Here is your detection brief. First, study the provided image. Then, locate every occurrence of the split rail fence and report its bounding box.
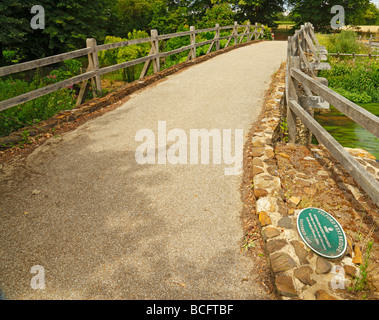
[0,22,264,112]
[285,22,379,207]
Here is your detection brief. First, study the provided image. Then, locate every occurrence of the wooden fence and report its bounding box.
[0,22,265,112]
[285,22,379,207]
[359,35,379,48]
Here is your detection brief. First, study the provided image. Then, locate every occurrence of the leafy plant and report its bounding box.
[350,240,374,293]
[99,31,150,82]
[20,129,31,145]
[319,56,379,103]
[0,59,81,137]
[279,119,289,142]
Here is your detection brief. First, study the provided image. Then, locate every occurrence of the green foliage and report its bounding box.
[0,0,113,64]
[114,0,156,36]
[149,5,189,34]
[197,3,235,29]
[0,60,82,137]
[263,25,274,40]
[0,0,31,65]
[361,3,379,25]
[320,57,379,104]
[161,29,191,68]
[99,31,150,82]
[333,88,372,104]
[234,0,285,27]
[279,119,289,142]
[325,31,365,54]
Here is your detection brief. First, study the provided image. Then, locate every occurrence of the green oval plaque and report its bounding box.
[297,207,347,259]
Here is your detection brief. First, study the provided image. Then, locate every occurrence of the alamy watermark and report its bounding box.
[330,265,347,290]
[135,121,244,176]
[30,5,45,30]
[331,5,345,30]
[30,265,45,290]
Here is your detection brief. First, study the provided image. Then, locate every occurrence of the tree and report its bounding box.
[233,0,286,26]
[360,2,379,25]
[43,0,111,52]
[114,0,157,36]
[149,3,189,34]
[1,0,112,63]
[288,0,372,31]
[0,0,35,65]
[198,3,235,28]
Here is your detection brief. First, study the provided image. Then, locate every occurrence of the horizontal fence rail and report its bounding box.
[0,71,96,112]
[328,53,379,58]
[290,68,379,138]
[286,22,379,208]
[0,22,265,111]
[0,48,93,78]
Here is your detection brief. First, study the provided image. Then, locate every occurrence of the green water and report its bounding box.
[314,103,379,160]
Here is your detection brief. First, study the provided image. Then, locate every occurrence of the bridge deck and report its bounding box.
[0,41,287,299]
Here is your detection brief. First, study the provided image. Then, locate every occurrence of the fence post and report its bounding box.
[86,38,102,96]
[246,22,252,41]
[234,21,238,45]
[254,23,258,40]
[286,36,300,144]
[189,26,196,60]
[215,24,220,51]
[151,29,160,74]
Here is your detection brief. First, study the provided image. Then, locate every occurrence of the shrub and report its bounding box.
[99,31,150,82]
[0,60,81,137]
[317,31,369,54]
[320,57,379,104]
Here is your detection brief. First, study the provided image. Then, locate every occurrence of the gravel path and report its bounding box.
[0,41,287,299]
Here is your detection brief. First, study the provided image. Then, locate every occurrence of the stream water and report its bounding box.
[314,103,379,160]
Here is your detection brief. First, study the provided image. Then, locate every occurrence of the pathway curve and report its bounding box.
[0,41,287,299]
